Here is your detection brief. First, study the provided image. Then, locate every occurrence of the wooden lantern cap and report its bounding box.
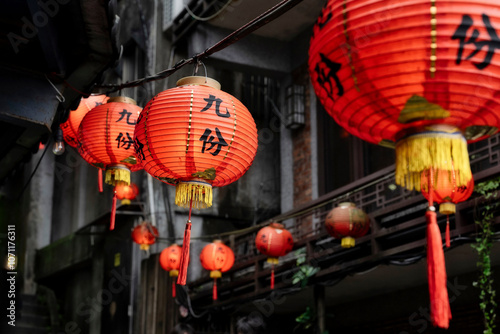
[176,76,221,90]
[108,96,137,105]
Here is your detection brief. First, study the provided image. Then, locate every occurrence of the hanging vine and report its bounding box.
[472,177,499,334]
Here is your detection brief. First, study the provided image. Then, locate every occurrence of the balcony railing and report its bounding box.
[187,133,500,308]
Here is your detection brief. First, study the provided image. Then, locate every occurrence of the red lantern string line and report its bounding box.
[98,169,103,193]
[213,278,218,301]
[178,198,194,285]
[110,191,117,230]
[172,280,176,298]
[270,264,275,290]
[94,0,305,94]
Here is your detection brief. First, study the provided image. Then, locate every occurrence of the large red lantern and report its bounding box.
[160,244,182,298]
[325,202,370,248]
[115,182,139,205]
[421,169,474,247]
[78,96,142,230]
[199,240,235,300]
[131,222,158,251]
[61,95,109,148]
[308,1,500,327]
[134,76,258,285]
[255,223,294,289]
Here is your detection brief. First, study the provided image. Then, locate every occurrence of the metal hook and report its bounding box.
[45,75,65,103]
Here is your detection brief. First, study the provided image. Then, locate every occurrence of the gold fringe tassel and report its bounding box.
[395,130,471,191]
[105,168,131,186]
[175,180,213,209]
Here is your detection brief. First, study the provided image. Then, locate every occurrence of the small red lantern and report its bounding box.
[160,244,182,298]
[199,240,234,300]
[421,169,474,247]
[255,223,294,289]
[61,95,109,148]
[78,96,142,230]
[115,182,139,205]
[325,202,370,248]
[131,222,158,251]
[135,76,258,285]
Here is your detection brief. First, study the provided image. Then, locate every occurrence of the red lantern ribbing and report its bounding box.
[78,96,142,230]
[255,223,294,289]
[199,240,235,301]
[131,222,158,251]
[325,202,370,248]
[160,244,182,298]
[308,1,500,327]
[115,182,139,205]
[421,169,474,247]
[134,76,258,285]
[61,95,109,192]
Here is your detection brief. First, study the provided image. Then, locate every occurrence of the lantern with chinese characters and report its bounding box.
[309,1,500,327]
[160,244,182,298]
[115,182,139,205]
[199,240,234,301]
[421,169,474,247]
[78,96,142,230]
[134,76,258,285]
[325,202,370,248]
[131,222,158,251]
[255,223,294,289]
[61,95,109,191]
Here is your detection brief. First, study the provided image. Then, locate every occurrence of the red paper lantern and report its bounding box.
[199,240,234,300]
[325,202,370,248]
[160,244,182,298]
[255,223,294,289]
[135,76,258,285]
[131,222,158,251]
[79,96,142,186]
[309,1,500,327]
[61,95,109,147]
[421,169,474,247]
[115,182,139,205]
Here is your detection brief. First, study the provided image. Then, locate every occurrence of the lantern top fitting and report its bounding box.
[176,76,221,90]
[108,96,137,105]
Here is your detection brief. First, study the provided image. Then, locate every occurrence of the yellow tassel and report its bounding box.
[175,180,213,209]
[140,244,150,251]
[210,270,222,279]
[121,199,131,205]
[105,167,131,186]
[395,126,471,191]
[169,269,179,277]
[267,257,280,265]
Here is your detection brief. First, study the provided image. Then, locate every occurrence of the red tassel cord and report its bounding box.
[270,264,275,290]
[426,209,452,328]
[213,278,218,301]
[445,215,450,248]
[110,191,117,230]
[98,169,103,193]
[177,198,193,285]
[172,281,176,298]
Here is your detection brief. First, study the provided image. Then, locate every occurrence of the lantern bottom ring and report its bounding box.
[169,269,179,277]
[210,270,222,279]
[341,236,356,248]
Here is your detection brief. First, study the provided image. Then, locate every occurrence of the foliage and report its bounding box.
[294,306,329,334]
[472,177,499,334]
[292,248,320,288]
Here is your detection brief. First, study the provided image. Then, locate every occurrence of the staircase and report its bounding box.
[16,294,51,334]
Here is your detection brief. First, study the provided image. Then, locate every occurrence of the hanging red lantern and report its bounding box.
[421,169,474,247]
[308,1,500,327]
[61,95,109,148]
[325,202,370,248]
[160,244,182,298]
[134,76,258,285]
[199,240,235,301]
[131,222,159,251]
[78,96,142,230]
[255,223,294,289]
[115,182,139,205]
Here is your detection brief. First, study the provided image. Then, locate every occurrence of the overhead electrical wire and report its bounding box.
[95,0,305,93]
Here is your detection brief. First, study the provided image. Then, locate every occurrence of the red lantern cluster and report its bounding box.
[115,182,139,205]
[131,222,158,251]
[325,202,370,248]
[255,223,294,289]
[61,95,108,147]
[160,244,182,298]
[199,240,234,300]
[134,76,258,285]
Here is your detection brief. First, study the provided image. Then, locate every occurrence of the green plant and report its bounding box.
[294,306,330,334]
[472,177,499,334]
[292,249,320,288]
